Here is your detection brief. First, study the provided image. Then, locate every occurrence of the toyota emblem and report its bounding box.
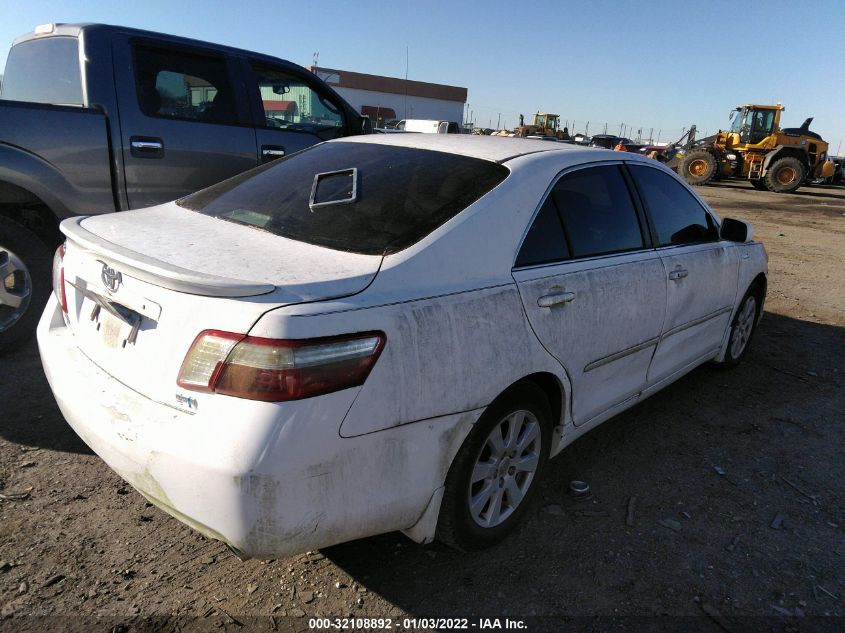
[99,261,122,293]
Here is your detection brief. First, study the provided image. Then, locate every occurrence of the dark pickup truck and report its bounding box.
[0,23,369,351]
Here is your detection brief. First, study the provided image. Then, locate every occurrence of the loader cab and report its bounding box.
[729,105,780,145]
[533,112,559,132]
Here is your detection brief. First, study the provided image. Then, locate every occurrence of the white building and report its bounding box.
[310,66,467,128]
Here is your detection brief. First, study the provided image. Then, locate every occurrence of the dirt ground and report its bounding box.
[1,181,844,632]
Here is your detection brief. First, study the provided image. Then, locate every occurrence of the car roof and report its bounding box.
[335,133,619,163]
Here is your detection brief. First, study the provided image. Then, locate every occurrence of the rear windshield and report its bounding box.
[177,143,509,255]
[1,37,83,105]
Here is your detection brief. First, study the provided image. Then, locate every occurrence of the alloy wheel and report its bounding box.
[467,409,542,528]
[0,246,33,332]
[729,295,756,359]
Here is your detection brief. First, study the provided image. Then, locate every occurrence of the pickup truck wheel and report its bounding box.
[0,217,52,353]
[436,382,551,550]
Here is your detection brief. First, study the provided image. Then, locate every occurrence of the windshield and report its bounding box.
[730,109,746,134]
[177,142,509,255]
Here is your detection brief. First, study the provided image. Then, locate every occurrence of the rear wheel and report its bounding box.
[764,156,806,193]
[0,217,52,353]
[679,150,719,186]
[436,382,552,550]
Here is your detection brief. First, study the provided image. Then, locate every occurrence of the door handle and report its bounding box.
[537,291,576,308]
[261,145,286,162]
[668,268,689,281]
[130,136,164,158]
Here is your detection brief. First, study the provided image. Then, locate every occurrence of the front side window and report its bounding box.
[630,165,719,247]
[252,64,344,138]
[0,37,83,105]
[177,143,508,255]
[133,45,238,125]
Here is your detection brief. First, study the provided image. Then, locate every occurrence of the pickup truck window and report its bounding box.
[0,37,83,106]
[133,45,238,125]
[252,64,345,137]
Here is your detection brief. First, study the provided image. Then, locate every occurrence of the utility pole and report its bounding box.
[619,122,624,136]
[404,46,409,119]
[585,121,589,136]
[497,113,501,130]
[836,139,842,155]
[649,127,653,143]
[657,129,661,144]
[603,122,607,134]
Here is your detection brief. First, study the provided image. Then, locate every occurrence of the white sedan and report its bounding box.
[38,135,767,557]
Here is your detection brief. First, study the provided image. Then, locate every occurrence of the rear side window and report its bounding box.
[0,37,83,105]
[177,143,508,255]
[133,45,238,125]
[630,165,719,246]
[515,199,570,267]
[552,165,644,258]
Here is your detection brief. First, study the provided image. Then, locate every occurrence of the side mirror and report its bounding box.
[720,217,753,243]
[272,83,290,95]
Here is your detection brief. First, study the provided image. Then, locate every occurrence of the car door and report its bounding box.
[627,163,739,386]
[513,163,666,425]
[112,37,258,208]
[245,61,349,165]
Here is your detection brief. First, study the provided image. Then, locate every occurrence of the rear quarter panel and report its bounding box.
[249,284,567,438]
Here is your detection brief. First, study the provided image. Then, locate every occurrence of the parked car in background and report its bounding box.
[0,22,369,352]
[589,134,634,149]
[39,135,767,558]
[396,119,462,133]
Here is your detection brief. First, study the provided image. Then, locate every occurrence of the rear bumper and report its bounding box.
[37,297,478,557]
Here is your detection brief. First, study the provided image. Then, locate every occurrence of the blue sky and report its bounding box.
[2,0,844,151]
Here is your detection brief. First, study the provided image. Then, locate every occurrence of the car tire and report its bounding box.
[720,283,763,368]
[0,217,53,353]
[764,156,806,193]
[679,149,719,186]
[436,382,552,550]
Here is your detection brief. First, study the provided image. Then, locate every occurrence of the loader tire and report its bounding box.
[764,157,806,193]
[679,150,719,186]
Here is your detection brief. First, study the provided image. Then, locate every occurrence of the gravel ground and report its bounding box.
[1,181,844,632]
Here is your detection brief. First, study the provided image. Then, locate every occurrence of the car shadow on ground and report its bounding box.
[323,311,844,619]
[705,180,845,201]
[0,340,92,454]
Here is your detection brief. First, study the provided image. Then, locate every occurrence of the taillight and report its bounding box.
[177,330,385,402]
[51,243,67,313]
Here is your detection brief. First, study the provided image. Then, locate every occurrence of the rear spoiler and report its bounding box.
[60,216,276,298]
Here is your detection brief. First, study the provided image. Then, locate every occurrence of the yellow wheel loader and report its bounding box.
[671,104,834,193]
[516,112,569,139]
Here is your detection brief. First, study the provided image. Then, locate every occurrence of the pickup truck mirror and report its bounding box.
[720,217,753,243]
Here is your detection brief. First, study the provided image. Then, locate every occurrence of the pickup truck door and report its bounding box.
[244,61,351,164]
[112,36,258,208]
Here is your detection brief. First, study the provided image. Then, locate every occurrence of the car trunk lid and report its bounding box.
[58,205,382,407]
